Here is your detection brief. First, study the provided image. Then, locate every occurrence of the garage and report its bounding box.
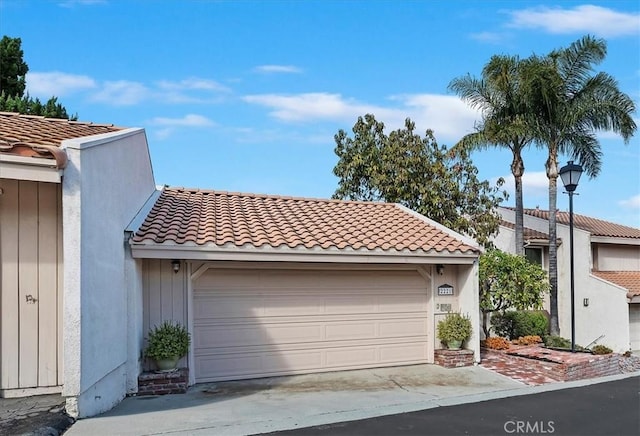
[630,305,640,351]
[192,268,429,382]
[131,187,482,385]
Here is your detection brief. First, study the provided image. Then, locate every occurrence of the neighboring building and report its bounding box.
[0,112,484,417]
[0,112,156,417]
[495,206,640,352]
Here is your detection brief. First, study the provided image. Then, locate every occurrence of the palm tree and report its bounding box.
[449,55,535,256]
[527,35,637,335]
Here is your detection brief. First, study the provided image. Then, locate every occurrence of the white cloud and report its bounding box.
[506,5,640,37]
[497,171,549,197]
[90,80,150,105]
[58,0,107,7]
[156,78,230,93]
[253,65,303,74]
[619,194,640,209]
[26,72,96,97]
[151,114,215,127]
[469,31,507,44]
[242,92,479,142]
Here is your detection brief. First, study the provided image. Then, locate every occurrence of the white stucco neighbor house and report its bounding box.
[0,112,484,418]
[0,112,156,417]
[494,206,640,352]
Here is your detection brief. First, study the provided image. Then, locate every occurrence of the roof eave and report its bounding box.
[591,236,640,246]
[129,243,479,264]
[0,154,64,183]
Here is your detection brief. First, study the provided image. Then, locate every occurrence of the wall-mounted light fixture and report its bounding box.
[436,264,444,275]
[583,298,589,307]
[171,259,181,274]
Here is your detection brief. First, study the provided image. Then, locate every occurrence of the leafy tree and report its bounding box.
[333,114,508,247]
[479,249,549,338]
[0,35,76,120]
[449,55,536,256]
[0,36,28,97]
[526,35,637,335]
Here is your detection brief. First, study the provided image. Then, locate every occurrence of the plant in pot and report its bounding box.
[144,321,190,372]
[437,312,472,350]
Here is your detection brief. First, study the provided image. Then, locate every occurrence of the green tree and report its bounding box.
[449,55,536,257]
[479,249,549,338]
[333,114,508,247]
[0,35,76,120]
[0,36,28,97]
[527,35,637,335]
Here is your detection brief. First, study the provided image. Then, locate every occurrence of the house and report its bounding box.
[0,112,156,417]
[0,112,483,418]
[494,206,640,352]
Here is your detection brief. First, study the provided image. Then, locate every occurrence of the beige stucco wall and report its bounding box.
[594,244,640,271]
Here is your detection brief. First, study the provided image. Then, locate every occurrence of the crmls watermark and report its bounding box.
[504,420,555,434]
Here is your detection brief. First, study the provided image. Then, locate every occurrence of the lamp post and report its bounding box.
[559,161,583,352]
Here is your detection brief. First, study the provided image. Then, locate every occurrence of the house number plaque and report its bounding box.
[437,284,454,296]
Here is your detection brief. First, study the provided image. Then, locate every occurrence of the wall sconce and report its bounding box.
[436,264,444,275]
[583,298,589,307]
[171,260,181,274]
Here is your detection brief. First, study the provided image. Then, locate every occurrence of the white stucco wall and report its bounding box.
[457,263,481,362]
[497,207,632,352]
[62,128,155,418]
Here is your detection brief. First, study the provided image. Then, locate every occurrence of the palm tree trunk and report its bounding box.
[512,155,525,256]
[547,147,560,335]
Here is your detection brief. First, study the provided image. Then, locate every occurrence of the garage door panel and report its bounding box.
[193,268,430,382]
[630,305,640,351]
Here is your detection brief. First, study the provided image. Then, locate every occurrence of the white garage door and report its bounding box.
[193,268,430,382]
[630,305,640,351]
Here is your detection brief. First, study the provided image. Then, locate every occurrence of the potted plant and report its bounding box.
[437,312,472,350]
[144,321,190,371]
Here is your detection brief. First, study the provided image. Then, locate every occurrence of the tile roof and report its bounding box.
[500,220,550,240]
[592,271,640,299]
[506,207,640,239]
[0,112,123,167]
[131,187,480,255]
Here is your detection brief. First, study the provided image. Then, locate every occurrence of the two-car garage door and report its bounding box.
[193,268,430,382]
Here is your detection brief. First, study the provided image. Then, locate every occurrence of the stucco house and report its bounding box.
[494,206,640,352]
[1,113,483,418]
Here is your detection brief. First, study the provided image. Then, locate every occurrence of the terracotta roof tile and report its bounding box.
[0,112,123,164]
[500,220,551,240]
[592,271,640,298]
[505,208,640,239]
[131,187,479,255]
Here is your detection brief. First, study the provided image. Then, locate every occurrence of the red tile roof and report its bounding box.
[0,112,123,167]
[131,187,480,255]
[592,271,640,299]
[506,208,640,239]
[500,221,550,240]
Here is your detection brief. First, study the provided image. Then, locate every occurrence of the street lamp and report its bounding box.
[559,160,583,352]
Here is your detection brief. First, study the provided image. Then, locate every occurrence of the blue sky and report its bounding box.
[2,0,639,227]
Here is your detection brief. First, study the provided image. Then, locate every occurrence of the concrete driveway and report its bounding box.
[65,364,530,436]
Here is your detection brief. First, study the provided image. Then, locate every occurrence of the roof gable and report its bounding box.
[131,188,480,256]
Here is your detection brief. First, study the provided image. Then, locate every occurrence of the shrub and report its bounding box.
[543,335,585,351]
[591,345,613,355]
[514,335,543,345]
[145,321,190,360]
[482,336,511,350]
[437,312,473,346]
[491,311,548,339]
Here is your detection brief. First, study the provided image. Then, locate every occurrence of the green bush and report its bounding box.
[144,321,190,360]
[491,311,548,340]
[437,312,473,345]
[543,335,585,351]
[591,345,613,355]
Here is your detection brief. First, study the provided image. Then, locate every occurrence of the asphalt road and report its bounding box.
[269,376,640,436]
